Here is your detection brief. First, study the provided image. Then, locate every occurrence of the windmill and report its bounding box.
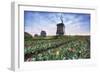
[56,13,65,36]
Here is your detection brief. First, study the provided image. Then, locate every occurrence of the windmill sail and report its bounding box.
[60,14,63,23]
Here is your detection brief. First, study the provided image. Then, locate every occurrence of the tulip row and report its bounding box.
[24,36,90,61]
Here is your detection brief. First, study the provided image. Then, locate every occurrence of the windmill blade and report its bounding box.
[60,13,63,23]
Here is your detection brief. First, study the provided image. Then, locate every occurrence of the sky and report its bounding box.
[24,11,90,36]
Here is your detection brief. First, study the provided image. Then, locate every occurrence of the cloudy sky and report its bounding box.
[24,11,90,36]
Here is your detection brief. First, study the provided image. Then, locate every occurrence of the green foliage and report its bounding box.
[24,35,90,61]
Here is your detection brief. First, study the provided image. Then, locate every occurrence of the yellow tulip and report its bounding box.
[56,51,59,55]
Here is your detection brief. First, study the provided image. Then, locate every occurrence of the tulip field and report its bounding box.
[24,35,90,62]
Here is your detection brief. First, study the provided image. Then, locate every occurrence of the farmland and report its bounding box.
[24,33,90,61]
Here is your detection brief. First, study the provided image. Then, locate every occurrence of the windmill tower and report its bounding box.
[56,14,65,36]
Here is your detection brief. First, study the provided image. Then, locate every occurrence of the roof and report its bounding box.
[57,23,65,26]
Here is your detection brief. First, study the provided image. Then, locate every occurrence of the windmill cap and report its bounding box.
[57,23,65,26]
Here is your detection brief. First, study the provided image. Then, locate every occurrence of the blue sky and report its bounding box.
[24,11,90,36]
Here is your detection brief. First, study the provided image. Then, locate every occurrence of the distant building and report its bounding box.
[56,14,65,36]
[34,34,38,37]
[41,30,46,37]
